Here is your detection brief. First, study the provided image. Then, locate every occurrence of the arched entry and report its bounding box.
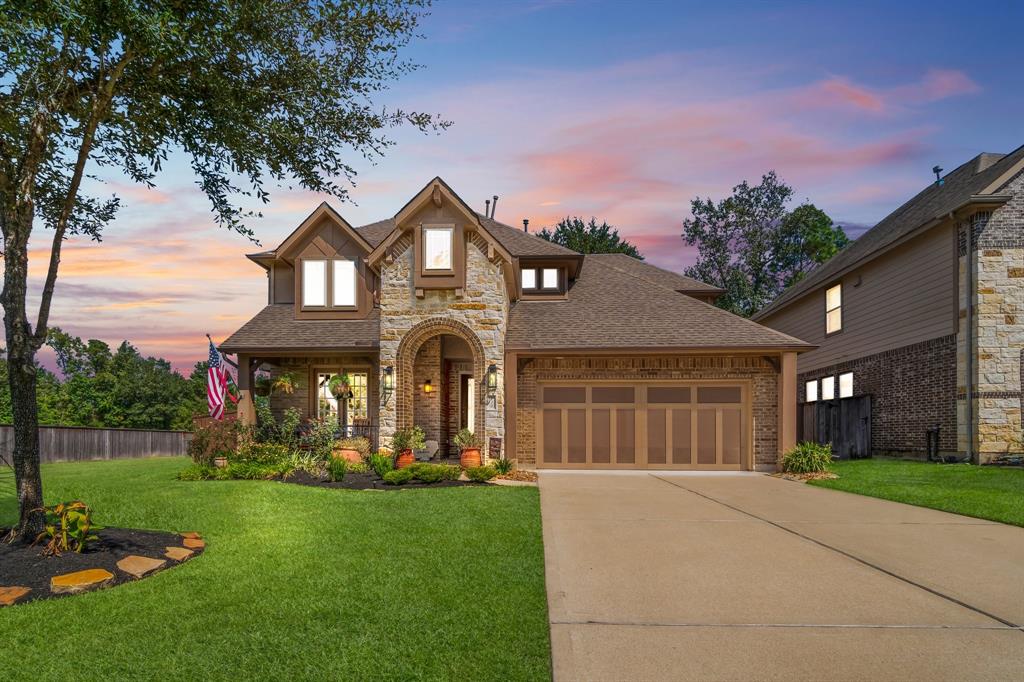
[395,318,487,449]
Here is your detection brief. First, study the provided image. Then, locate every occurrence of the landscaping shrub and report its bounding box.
[188,419,237,466]
[327,457,347,482]
[34,501,102,555]
[382,468,413,485]
[345,459,370,474]
[370,453,394,477]
[287,451,323,476]
[177,464,218,481]
[465,466,498,482]
[233,441,291,465]
[781,442,834,474]
[302,419,338,461]
[227,461,292,480]
[492,458,514,475]
[405,462,459,483]
[391,426,425,454]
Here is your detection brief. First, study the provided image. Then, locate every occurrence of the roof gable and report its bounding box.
[272,202,372,262]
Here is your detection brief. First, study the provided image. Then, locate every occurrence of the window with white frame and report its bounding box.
[821,375,835,400]
[826,284,842,333]
[805,379,818,402]
[522,266,563,294]
[302,260,327,307]
[839,372,854,398]
[542,268,559,289]
[333,259,356,307]
[521,268,537,290]
[423,226,453,270]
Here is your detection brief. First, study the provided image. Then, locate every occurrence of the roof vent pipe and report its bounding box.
[491,195,498,219]
[933,165,944,186]
[523,219,529,232]
[484,199,490,217]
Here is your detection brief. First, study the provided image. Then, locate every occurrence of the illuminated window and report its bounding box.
[521,268,536,290]
[348,373,368,421]
[839,372,854,399]
[317,372,338,420]
[303,260,326,307]
[333,260,356,307]
[821,376,835,400]
[317,371,368,424]
[542,268,559,289]
[826,284,842,333]
[805,380,818,402]
[423,227,453,270]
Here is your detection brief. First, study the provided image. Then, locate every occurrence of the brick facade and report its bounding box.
[516,355,779,468]
[798,335,958,456]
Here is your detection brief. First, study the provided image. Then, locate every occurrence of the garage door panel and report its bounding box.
[538,382,747,470]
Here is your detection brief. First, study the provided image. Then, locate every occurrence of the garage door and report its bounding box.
[537,383,749,470]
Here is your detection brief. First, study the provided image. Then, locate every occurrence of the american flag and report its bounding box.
[207,338,233,420]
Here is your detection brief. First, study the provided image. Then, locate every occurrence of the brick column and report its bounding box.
[236,354,256,426]
[778,352,798,464]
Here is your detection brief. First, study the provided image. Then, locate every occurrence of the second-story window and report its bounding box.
[826,283,842,334]
[303,260,327,307]
[522,266,564,294]
[423,226,453,270]
[542,268,559,290]
[521,268,537,290]
[303,258,356,308]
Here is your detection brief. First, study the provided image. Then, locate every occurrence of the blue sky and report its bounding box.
[31,0,1024,370]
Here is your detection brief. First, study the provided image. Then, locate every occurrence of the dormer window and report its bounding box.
[302,257,357,309]
[521,266,564,295]
[423,226,453,271]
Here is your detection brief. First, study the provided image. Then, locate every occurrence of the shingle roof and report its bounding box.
[506,254,810,350]
[220,305,379,352]
[754,146,1024,320]
[595,253,723,293]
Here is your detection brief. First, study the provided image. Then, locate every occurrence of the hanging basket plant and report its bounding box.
[253,376,273,397]
[272,371,299,395]
[328,373,352,399]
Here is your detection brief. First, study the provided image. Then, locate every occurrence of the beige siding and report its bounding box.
[272,263,294,303]
[760,222,957,374]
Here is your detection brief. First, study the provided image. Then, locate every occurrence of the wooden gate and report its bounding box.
[797,395,871,459]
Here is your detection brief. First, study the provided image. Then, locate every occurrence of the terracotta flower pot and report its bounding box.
[214,456,228,469]
[395,449,416,469]
[460,447,482,469]
[332,448,363,464]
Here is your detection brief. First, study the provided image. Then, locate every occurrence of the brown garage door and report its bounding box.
[537,383,749,470]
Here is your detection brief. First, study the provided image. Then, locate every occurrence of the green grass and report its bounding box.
[810,459,1024,527]
[0,458,551,680]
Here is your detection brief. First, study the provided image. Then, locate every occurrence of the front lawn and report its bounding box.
[810,459,1024,527]
[0,457,551,680]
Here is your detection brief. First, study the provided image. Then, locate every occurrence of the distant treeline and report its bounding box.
[0,328,212,431]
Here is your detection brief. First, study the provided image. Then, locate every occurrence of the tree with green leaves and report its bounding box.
[0,0,446,542]
[538,216,644,259]
[681,172,849,317]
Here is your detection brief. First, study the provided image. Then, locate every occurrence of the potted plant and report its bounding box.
[391,426,425,470]
[332,436,371,464]
[273,371,299,395]
[213,450,230,468]
[454,428,482,468]
[328,373,352,399]
[253,375,273,397]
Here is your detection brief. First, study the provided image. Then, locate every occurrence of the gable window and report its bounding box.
[333,260,356,307]
[805,380,818,403]
[521,268,537,290]
[839,372,854,399]
[821,376,835,401]
[423,226,453,271]
[826,284,842,334]
[302,260,327,307]
[542,268,559,290]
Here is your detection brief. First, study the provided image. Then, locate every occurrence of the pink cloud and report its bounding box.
[902,68,981,102]
[814,77,885,112]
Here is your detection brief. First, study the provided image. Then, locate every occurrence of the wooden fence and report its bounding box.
[798,395,872,459]
[0,425,192,464]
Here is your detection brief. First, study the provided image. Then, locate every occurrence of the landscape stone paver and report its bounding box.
[116,555,167,578]
[182,537,205,550]
[164,546,194,561]
[50,568,115,595]
[180,531,202,540]
[0,586,31,606]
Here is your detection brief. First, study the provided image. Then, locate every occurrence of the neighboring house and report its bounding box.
[755,146,1024,463]
[220,178,811,470]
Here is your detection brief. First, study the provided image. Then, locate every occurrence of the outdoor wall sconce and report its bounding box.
[423,379,433,394]
[486,364,498,406]
[381,366,394,405]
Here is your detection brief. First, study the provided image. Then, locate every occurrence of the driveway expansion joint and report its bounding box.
[650,474,1022,630]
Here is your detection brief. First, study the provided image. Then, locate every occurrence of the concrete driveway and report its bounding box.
[539,472,1024,681]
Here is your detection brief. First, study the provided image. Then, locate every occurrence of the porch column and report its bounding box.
[504,351,518,462]
[236,353,256,426]
[777,351,798,465]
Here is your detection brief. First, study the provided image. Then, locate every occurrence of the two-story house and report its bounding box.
[220,178,811,470]
[756,145,1024,463]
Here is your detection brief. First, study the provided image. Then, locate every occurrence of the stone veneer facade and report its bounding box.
[516,356,779,468]
[378,235,509,456]
[957,170,1024,461]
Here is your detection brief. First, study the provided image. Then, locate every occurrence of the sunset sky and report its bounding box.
[25,0,1024,372]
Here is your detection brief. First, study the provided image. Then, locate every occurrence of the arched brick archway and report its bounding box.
[395,317,487,439]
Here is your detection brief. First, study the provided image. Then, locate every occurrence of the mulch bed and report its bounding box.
[0,527,202,607]
[772,471,839,482]
[497,469,538,483]
[280,470,484,490]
